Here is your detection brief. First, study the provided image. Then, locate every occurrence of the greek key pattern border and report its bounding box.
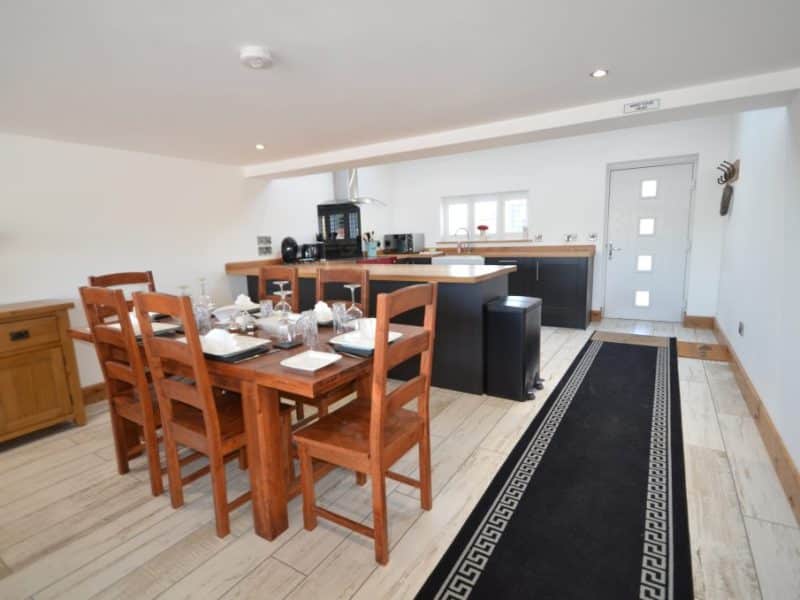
[639,345,673,600]
[434,340,604,600]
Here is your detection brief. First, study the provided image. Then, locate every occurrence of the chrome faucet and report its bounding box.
[454,227,472,254]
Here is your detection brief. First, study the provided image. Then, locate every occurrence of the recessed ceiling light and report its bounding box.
[240,46,273,70]
[590,68,609,79]
[255,144,265,150]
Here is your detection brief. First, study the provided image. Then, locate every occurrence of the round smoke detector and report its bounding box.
[240,46,273,70]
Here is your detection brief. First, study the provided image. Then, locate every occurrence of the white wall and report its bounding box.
[0,133,248,385]
[242,166,395,253]
[716,98,800,464]
[250,116,723,314]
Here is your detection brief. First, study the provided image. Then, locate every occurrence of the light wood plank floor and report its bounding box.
[0,320,797,599]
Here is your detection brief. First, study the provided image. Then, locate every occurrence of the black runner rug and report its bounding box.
[417,336,692,599]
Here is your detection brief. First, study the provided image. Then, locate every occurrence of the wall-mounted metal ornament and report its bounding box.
[720,184,733,216]
[716,159,739,185]
[717,159,739,216]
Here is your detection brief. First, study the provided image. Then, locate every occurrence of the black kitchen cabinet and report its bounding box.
[485,256,593,329]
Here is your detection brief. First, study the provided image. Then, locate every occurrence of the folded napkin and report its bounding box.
[314,301,333,323]
[200,329,240,355]
[235,294,259,310]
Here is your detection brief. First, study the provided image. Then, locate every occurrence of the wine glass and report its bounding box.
[343,284,363,331]
[197,277,215,311]
[273,281,292,317]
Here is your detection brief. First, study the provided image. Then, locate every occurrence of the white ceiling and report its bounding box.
[1,0,799,166]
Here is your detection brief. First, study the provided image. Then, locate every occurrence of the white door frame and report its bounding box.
[601,154,698,321]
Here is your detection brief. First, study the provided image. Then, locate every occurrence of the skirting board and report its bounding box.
[683,314,715,329]
[82,383,106,405]
[676,341,731,362]
[714,320,800,525]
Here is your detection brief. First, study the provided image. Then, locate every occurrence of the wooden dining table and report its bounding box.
[69,320,426,541]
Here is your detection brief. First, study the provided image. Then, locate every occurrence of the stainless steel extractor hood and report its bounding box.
[331,168,385,206]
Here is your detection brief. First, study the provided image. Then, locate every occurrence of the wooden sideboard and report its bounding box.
[0,300,86,443]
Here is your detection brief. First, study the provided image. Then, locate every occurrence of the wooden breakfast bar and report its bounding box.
[226,261,515,394]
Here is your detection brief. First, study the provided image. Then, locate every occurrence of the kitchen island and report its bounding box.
[225,261,515,394]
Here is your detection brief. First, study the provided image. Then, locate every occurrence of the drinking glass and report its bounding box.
[259,299,273,318]
[276,319,295,346]
[332,302,347,334]
[344,284,363,331]
[298,310,319,349]
[193,304,212,335]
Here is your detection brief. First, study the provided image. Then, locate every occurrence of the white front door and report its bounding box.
[604,162,694,322]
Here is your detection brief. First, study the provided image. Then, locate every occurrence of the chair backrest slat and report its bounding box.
[369,283,438,459]
[384,332,432,371]
[316,268,370,315]
[160,378,206,410]
[258,266,300,313]
[87,271,156,320]
[384,375,425,415]
[105,360,137,386]
[89,271,156,290]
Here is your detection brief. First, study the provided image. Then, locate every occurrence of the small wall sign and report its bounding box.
[623,98,661,114]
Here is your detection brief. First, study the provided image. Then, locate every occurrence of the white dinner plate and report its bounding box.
[174,332,271,358]
[107,320,180,338]
[329,329,403,351]
[280,350,342,372]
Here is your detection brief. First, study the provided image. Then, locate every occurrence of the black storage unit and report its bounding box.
[485,256,593,329]
[485,296,543,401]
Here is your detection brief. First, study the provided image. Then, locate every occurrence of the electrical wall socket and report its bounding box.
[588,233,598,242]
[257,235,272,256]
[738,321,744,336]
[534,233,543,242]
[564,233,578,242]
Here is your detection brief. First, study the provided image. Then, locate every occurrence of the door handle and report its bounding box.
[498,259,518,264]
[607,243,622,260]
[536,260,539,281]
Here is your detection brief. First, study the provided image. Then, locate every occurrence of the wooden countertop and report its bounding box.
[225,260,515,284]
[435,244,596,258]
[0,299,75,321]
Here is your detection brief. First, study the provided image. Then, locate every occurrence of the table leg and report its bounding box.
[356,369,372,403]
[242,381,289,540]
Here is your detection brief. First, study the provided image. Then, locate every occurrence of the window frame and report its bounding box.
[440,190,529,241]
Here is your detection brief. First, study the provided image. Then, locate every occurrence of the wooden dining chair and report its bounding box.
[79,286,165,496]
[88,271,156,320]
[315,267,370,315]
[257,265,300,313]
[293,283,438,564]
[289,267,371,421]
[133,291,293,537]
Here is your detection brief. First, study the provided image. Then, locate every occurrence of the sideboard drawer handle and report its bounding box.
[9,329,30,342]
